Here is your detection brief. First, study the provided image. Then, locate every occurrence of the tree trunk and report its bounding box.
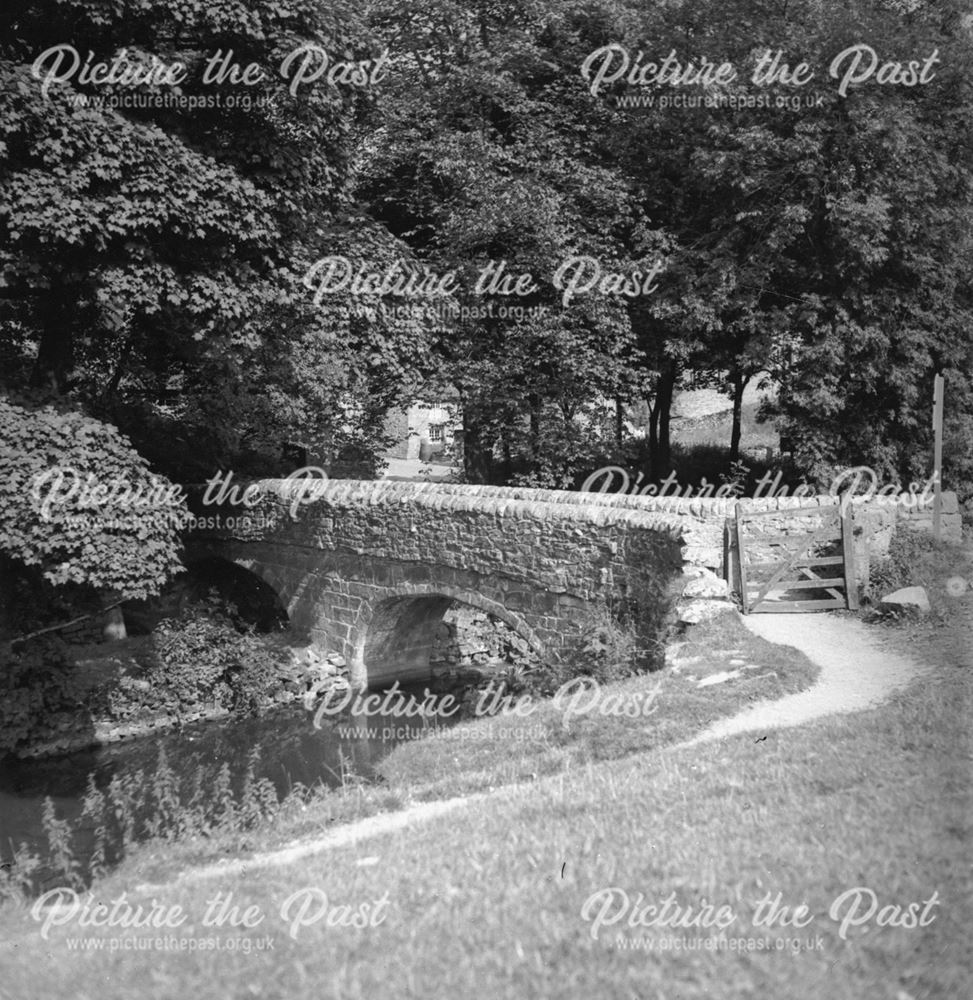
[729,372,751,463]
[652,360,678,476]
[528,394,541,447]
[500,430,512,484]
[648,398,659,473]
[103,605,127,642]
[462,412,492,484]
[30,290,73,393]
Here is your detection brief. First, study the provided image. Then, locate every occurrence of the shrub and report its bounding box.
[141,598,286,716]
[943,411,973,516]
[0,638,90,755]
[508,608,642,699]
[0,597,288,755]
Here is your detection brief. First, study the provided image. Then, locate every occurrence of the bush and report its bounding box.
[0,596,288,756]
[140,599,286,716]
[943,411,973,516]
[0,396,189,600]
[92,596,288,721]
[0,638,90,755]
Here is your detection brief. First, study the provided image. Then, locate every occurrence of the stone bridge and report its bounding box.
[186,477,960,689]
[185,480,698,689]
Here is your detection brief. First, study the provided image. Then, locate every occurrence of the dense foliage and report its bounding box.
[1,0,971,610]
[0,0,428,478]
[0,397,187,598]
[0,636,80,753]
[142,601,286,716]
[356,0,973,491]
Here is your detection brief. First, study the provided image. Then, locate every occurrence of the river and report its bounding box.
[0,684,458,890]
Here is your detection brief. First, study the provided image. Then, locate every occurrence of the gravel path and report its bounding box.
[677,611,927,748]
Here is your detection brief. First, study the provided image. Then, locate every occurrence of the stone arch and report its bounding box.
[352,584,543,689]
[179,552,291,632]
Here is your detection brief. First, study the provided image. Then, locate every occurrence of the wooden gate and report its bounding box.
[731,502,859,614]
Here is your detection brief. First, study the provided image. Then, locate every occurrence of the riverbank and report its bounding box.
[4,598,539,761]
[5,641,352,760]
[2,612,965,1000]
[13,611,818,889]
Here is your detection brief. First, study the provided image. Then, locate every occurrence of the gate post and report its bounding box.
[723,516,743,600]
[841,505,860,610]
[734,502,750,614]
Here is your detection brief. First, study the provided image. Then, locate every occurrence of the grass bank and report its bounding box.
[0,611,966,1000]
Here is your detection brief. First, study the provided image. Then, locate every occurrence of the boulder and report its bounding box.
[678,599,736,625]
[307,662,339,682]
[287,645,320,666]
[682,570,729,600]
[880,586,931,614]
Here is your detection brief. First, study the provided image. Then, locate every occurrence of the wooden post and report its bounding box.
[734,502,749,614]
[933,374,944,541]
[723,517,741,597]
[841,505,859,611]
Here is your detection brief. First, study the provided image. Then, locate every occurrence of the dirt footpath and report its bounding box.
[678,611,928,748]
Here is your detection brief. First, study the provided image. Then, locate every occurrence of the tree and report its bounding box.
[0,0,426,479]
[585,0,973,490]
[356,0,653,486]
[753,0,973,489]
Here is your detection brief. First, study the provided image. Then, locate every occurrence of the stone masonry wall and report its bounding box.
[333,481,959,598]
[188,481,688,685]
[390,481,959,569]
